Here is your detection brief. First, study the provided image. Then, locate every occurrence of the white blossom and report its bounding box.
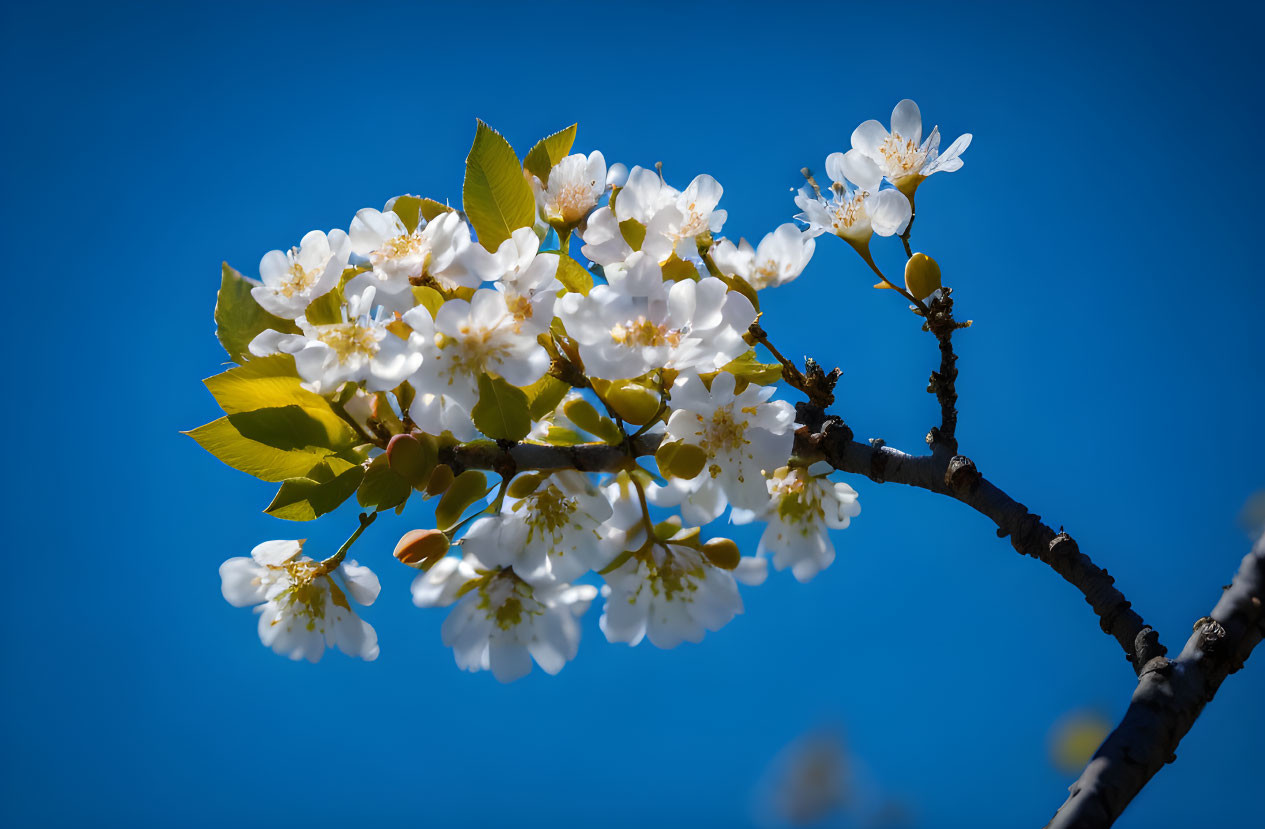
[579,166,726,265]
[838,99,972,197]
[557,252,754,380]
[794,164,911,246]
[411,556,596,682]
[731,463,861,582]
[661,371,796,522]
[460,471,615,584]
[248,287,421,394]
[532,151,606,226]
[599,532,743,649]
[219,540,380,662]
[348,208,482,299]
[470,227,561,335]
[402,288,550,438]
[711,223,816,290]
[251,229,351,320]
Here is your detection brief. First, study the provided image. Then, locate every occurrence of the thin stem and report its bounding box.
[319,511,377,573]
[855,244,928,314]
[559,233,570,256]
[899,196,917,259]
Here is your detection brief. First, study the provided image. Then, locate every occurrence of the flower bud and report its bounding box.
[904,252,942,301]
[702,538,741,570]
[606,381,662,425]
[387,433,438,489]
[656,440,707,480]
[393,529,450,570]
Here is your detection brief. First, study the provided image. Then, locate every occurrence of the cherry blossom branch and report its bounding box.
[795,415,1163,672]
[1045,535,1265,828]
[436,421,1162,673]
[438,434,661,476]
[920,289,969,454]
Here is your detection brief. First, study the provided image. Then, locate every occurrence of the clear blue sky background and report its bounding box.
[2,2,1262,827]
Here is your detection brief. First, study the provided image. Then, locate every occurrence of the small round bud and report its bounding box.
[702,538,741,570]
[904,252,942,301]
[607,382,662,425]
[394,529,450,569]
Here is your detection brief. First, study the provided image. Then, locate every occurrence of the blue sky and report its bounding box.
[2,1,1262,827]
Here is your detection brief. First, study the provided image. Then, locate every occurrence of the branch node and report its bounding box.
[944,455,981,493]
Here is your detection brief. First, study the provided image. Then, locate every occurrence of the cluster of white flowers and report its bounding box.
[210,101,968,679]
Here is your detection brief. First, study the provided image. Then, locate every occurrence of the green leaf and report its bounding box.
[523,375,570,420]
[214,262,299,364]
[356,454,412,512]
[226,405,357,453]
[266,461,366,521]
[618,219,646,251]
[203,354,328,415]
[184,417,332,482]
[721,350,785,386]
[551,252,593,296]
[387,195,453,233]
[435,469,488,530]
[410,285,445,319]
[472,373,532,441]
[523,123,578,184]
[563,397,623,443]
[462,120,536,252]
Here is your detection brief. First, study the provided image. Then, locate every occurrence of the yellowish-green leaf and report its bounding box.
[550,252,593,296]
[411,285,445,319]
[619,219,646,251]
[721,350,785,386]
[214,262,298,364]
[203,354,328,415]
[184,418,331,482]
[226,405,357,453]
[463,120,536,252]
[563,397,622,443]
[356,454,411,511]
[435,470,488,530]
[266,461,366,521]
[523,375,570,420]
[472,374,532,441]
[388,195,453,233]
[523,123,578,184]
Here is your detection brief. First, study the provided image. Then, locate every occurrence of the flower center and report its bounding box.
[523,485,579,536]
[550,181,597,223]
[704,405,749,452]
[643,549,704,602]
[676,201,709,238]
[314,322,380,363]
[477,570,541,631]
[751,259,781,289]
[877,133,927,179]
[278,561,327,628]
[279,259,321,297]
[610,316,681,348]
[374,231,430,269]
[830,191,868,233]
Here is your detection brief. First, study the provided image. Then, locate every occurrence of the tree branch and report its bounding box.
[436,418,1162,673]
[1045,535,1265,828]
[790,410,1162,671]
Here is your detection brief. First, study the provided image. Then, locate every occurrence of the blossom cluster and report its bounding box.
[197,100,970,679]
